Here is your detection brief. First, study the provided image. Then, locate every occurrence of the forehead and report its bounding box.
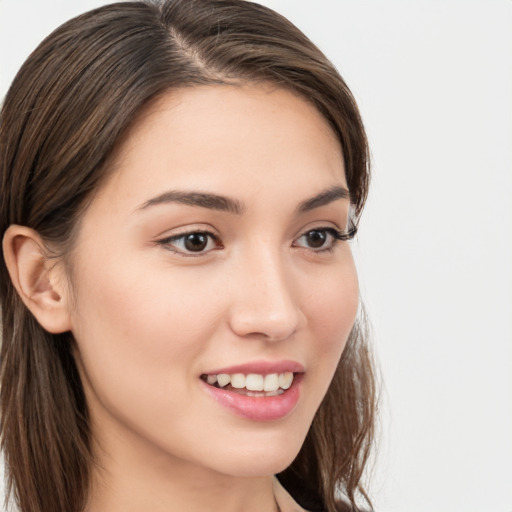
[95,84,346,211]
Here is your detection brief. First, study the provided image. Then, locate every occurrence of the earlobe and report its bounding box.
[2,225,72,334]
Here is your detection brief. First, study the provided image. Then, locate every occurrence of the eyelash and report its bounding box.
[156,226,357,257]
[292,226,357,253]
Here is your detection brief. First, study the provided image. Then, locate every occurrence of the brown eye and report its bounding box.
[158,230,220,256]
[183,233,209,252]
[304,229,328,248]
[293,227,344,252]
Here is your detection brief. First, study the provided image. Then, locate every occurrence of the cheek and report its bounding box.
[71,250,217,348]
[301,253,359,396]
[309,255,358,350]
[68,259,230,460]
[68,254,220,413]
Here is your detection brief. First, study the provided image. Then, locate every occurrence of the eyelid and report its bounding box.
[152,222,220,240]
[297,220,357,240]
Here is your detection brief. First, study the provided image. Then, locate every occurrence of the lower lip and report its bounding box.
[201,374,303,421]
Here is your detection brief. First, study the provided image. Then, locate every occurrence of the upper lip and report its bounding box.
[203,360,305,375]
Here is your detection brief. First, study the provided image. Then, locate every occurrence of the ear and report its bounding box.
[2,225,72,333]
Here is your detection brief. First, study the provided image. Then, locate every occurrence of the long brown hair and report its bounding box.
[0,1,376,511]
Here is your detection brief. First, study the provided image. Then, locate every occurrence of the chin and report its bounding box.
[204,428,307,478]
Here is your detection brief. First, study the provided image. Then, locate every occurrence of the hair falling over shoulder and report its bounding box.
[0,1,377,511]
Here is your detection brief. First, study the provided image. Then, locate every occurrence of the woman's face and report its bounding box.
[66,84,359,478]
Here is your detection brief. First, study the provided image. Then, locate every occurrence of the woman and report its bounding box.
[0,1,377,511]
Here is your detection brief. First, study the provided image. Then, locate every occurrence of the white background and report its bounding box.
[1,1,511,511]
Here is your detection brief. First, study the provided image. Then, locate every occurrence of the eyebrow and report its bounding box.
[138,185,349,215]
[139,190,245,214]
[297,185,350,213]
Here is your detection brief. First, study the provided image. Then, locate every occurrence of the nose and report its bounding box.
[227,249,304,342]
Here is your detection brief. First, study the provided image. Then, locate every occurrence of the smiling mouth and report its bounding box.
[200,372,295,397]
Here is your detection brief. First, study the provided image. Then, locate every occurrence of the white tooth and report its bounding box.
[278,372,294,390]
[246,374,264,391]
[263,374,279,392]
[216,374,231,387]
[206,374,217,385]
[231,373,246,389]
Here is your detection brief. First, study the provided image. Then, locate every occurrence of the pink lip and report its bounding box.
[204,359,305,375]
[201,373,303,421]
[200,360,305,422]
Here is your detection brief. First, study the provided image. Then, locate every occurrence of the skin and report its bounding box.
[7,84,359,512]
